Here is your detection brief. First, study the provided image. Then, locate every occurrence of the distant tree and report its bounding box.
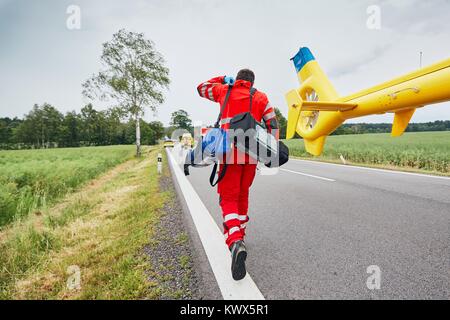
[104,107,127,145]
[41,104,64,146]
[170,110,192,132]
[14,103,63,148]
[140,121,156,146]
[148,121,165,144]
[82,29,170,156]
[14,116,35,146]
[80,104,99,145]
[59,111,81,147]
[274,108,287,139]
[0,118,10,144]
[78,104,113,146]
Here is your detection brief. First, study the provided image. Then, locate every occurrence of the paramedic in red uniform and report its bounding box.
[197,69,279,281]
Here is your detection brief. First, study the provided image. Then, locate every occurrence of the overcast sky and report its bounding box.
[1,0,449,126]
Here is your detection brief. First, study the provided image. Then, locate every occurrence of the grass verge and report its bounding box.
[0,146,194,299]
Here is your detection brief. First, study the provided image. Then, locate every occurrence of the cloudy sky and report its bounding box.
[0,0,449,126]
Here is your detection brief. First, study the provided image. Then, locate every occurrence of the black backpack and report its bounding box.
[229,88,289,168]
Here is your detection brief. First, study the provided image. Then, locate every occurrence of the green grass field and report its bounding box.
[0,146,192,299]
[0,145,135,228]
[284,131,450,175]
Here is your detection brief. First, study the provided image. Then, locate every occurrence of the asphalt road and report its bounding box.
[186,159,450,299]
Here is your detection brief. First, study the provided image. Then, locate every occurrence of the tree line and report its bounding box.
[2,105,448,150]
[0,103,165,150]
[333,120,450,135]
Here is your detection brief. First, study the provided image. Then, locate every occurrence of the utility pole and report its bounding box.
[420,51,423,68]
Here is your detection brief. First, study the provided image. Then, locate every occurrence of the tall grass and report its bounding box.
[284,131,450,174]
[0,145,135,228]
[0,147,168,300]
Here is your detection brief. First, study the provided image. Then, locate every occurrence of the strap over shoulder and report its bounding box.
[214,85,233,128]
[249,87,257,113]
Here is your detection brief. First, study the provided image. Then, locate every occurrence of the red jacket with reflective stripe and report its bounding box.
[197,76,277,133]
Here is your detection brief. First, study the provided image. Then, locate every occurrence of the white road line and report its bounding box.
[166,149,265,300]
[281,168,336,182]
[291,158,450,181]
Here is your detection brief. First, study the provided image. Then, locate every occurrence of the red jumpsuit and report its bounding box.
[197,76,278,248]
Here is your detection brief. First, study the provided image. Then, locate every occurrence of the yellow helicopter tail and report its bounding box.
[286,47,345,156]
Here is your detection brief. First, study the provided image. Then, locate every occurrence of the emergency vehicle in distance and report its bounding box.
[163,137,175,148]
[285,47,450,156]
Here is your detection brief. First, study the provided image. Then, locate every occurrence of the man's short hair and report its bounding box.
[236,69,255,85]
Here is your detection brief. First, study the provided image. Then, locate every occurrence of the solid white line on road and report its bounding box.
[166,149,265,300]
[281,168,336,182]
[291,159,450,181]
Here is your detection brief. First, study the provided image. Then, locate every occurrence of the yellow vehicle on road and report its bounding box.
[163,139,175,148]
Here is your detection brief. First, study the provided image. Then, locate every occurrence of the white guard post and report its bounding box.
[157,153,163,174]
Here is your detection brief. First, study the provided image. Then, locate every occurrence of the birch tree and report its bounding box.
[83,29,170,156]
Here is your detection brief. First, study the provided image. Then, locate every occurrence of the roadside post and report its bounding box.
[157,153,163,174]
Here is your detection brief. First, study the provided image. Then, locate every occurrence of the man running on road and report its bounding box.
[197,69,279,280]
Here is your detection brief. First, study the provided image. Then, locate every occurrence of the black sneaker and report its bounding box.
[230,240,247,281]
